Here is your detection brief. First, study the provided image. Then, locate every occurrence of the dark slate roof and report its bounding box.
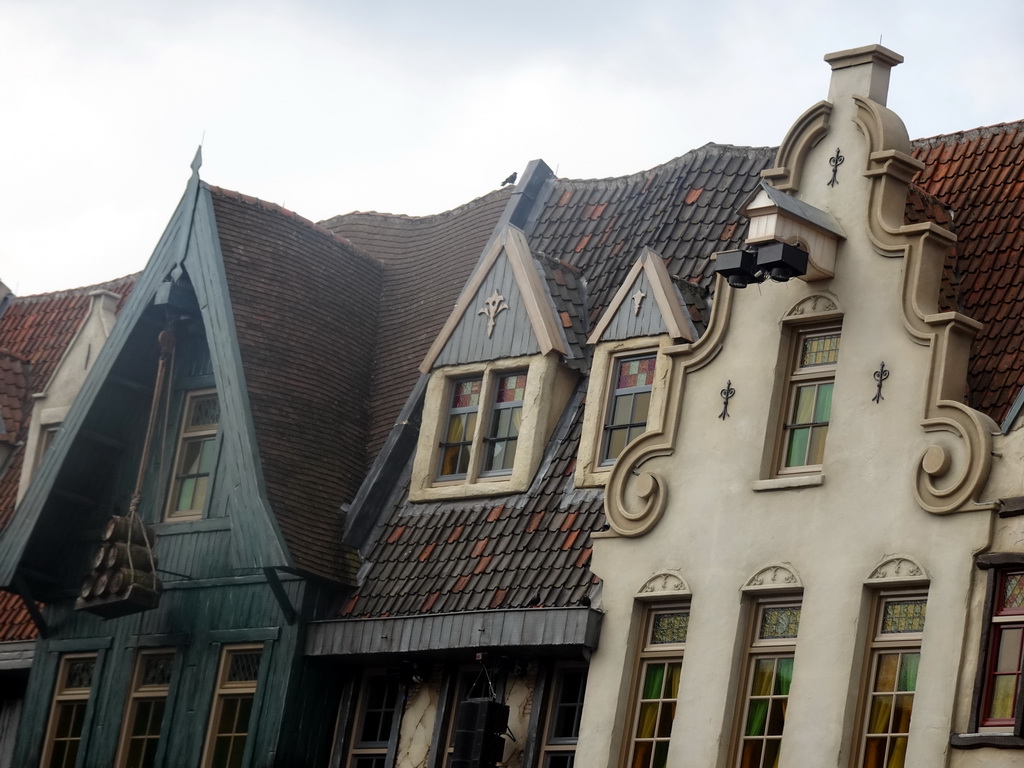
[0,276,136,640]
[911,121,1024,422]
[320,190,512,463]
[340,144,776,621]
[211,186,381,584]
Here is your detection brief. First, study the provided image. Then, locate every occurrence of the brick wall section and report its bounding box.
[212,188,382,583]
[321,189,511,464]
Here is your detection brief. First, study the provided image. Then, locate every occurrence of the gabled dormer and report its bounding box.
[411,224,582,501]
[0,152,376,613]
[576,247,702,487]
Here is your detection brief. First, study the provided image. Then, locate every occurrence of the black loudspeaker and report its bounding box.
[450,697,509,768]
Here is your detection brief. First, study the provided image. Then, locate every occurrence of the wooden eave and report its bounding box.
[306,606,603,657]
[419,224,568,373]
[588,247,695,344]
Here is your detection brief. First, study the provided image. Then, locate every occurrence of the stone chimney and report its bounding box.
[824,44,903,106]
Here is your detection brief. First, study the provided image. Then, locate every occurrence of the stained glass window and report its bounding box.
[758,606,801,641]
[983,572,1024,726]
[736,600,801,768]
[857,592,927,767]
[602,354,657,464]
[651,611,689,646]
[881,600,927,635]
[626,605,686,768]
[438,377,483,478]
[483,372,527,474]
[800,333,840,367]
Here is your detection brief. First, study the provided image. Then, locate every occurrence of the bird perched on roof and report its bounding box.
[501,172,517,187]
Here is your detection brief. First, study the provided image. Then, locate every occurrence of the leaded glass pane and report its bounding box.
[1001,572,1024,612]
[758,606,800,640]
[451,378,482,409]
[227,652,261,683]
[800,333,840,367]
[66,659,95,689]
[650,612,689,645]
[495,373,527,403]
[881,600,926,634]
[141,654,174,687]
[188,394,219,429]
[617,356,657,389]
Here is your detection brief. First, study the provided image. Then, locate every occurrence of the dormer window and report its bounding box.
[166,389,219,520]
[602,354,657,465]
[438,372,527,479]
[411,356,573,502]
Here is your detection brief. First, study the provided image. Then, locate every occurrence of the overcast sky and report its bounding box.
[3,0,1023,295]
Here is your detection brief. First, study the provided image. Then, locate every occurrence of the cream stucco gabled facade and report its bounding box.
[16,288,121,503]
[583,45,1004,768]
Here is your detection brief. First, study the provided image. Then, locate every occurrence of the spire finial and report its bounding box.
[190,145,203,175]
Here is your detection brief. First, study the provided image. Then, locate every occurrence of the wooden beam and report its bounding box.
[264,567,297,625]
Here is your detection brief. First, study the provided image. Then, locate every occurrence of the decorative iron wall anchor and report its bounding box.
[828,147,844,187]
[719,380,735,419]
[873,361,889,403]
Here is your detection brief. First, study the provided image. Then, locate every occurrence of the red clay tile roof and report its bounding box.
[0,350,29,447]
[341,145,775,620]
[912,121,1024,422]
[212,186,380,584]
[0,275,136,641]
[320,189,512,463]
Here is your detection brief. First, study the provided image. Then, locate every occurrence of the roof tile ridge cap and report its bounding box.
[912,119,1024,149]
[0,347,31,364]
[534,250,583,276]
[204,182,368,256]
[320,187,512,226]
[10,272,141,303]
[552,143,777,189]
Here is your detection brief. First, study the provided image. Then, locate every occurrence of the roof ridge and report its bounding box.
[912,119,1024,149]
[11,273,138,302]
[321,187,512,225]
[548,143,777,189]
[204,183,367,255]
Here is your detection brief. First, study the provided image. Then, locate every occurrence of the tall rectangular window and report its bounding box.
[624,605,688,768]
[779,327,840,472]
[41,653,97,768]
[439,378,482,478]
[346,672,402,768]
[482,372,527,474]
[202,645,262,768]
[982,570,1024,726]
[857,593,926,768]
[117,650,175,768]
[736,600,801,768]
[540,664,588,768]
[166,390,219,520]
[602,354,657,464]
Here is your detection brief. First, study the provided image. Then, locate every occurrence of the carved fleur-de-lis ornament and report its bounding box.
[477,289,509,338]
